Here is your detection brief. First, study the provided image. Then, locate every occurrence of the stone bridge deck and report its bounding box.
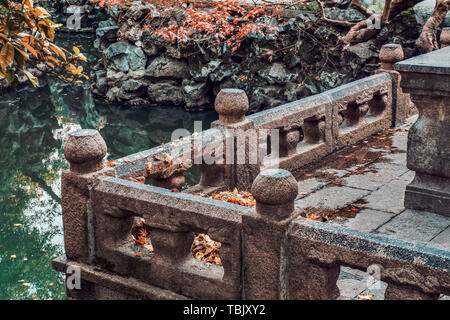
[292,115,449,299]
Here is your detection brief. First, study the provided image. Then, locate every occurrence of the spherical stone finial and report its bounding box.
[251,168,298,220]
[379,44,404,70]
[64,129,107,173]
[440,28,450,48]
[214,88,249,124]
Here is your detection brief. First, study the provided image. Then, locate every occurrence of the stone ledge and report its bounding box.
[52,255,189,300]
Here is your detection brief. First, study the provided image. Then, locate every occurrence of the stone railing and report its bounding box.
[52,45,450,300]
[103,44,415,192]
[248,72,392,172]
[54,161,450,299]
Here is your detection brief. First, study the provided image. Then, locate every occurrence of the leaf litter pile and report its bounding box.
[132,188,255,265]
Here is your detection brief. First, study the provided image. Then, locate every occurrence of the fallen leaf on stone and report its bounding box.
[357,294,373,300]
[106,160,116,167]
[212,189,255,207]
[135,252,143,257]
[191,233,222,265]
[307,214,322,221]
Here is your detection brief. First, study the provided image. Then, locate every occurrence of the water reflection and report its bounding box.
[0,73,217,300]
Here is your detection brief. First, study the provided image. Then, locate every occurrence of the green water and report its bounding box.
[0,34,217,300]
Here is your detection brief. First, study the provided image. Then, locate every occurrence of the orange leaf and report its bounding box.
[0,43,15,72]
[106,160,116,167]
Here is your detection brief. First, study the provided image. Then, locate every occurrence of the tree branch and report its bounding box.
[416,0,450,52]
[342,14,381,45]
[350,0,374,18]
[381,0,392,23]
[316,0,356,28]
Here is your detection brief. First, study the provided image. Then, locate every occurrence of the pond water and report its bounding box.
[0,33,217,300]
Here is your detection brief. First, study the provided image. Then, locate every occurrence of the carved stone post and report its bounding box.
[212,89,260,191]
[242,169,298,299]
[62,129,115,263]
[378,43,415,126]
[395,46,450,216]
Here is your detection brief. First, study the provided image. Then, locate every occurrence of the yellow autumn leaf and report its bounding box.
[22,69,39,87]
[34,7,51,18]
[23,0,34,9]
[0,42,15,72]
[66,63,83,75]
[73,46,80,55]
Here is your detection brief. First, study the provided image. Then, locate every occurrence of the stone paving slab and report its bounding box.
[426,227,450,251]
[296,177,326,196]
[332,208,396,233]
[396,170,415,182]
[358,281,388,300]
[375,209,450,245]
[342,163,409,191]
[295,185,370,210]
[337,266,387,300]
[363,178,411,214]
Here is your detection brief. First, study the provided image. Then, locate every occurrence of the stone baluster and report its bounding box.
[242,169,298,299]
[211,88,260,191]
[279,126,301,157]
[149,227,194,266]
[440,27,450,48]
[148,160,191,190]
[303,116,326,144]
[378,43,414,126]
[199,162,225,188]
[151,171,186,190]
[62,129,115,263]
[395,46,450,216]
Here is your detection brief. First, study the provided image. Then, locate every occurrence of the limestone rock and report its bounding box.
[147,56,189,79]
[147,81,184,105]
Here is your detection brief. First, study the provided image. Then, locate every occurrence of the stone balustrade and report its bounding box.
[53,46,450,300]
[113,57,409,191]
[288,217,450,300]
[248,72,393,172]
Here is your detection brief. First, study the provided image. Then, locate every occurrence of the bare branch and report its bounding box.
[342,15,381,45]
[381,0,392,23]
[316,0,356,28]
[416,0,450,52]
[350,0,374,18]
